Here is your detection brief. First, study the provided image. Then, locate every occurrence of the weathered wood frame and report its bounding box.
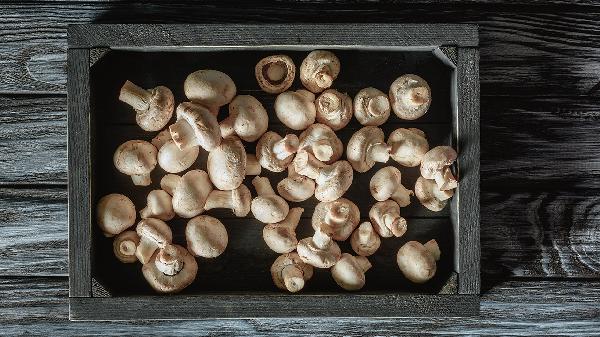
[68,24,479,320]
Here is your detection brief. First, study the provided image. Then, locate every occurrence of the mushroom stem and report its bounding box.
[324,203,350,226]
[252,176,276,196]
[355,256,373,272]
[315,69,334,89]
[169,118,196,150]
[281,264,305,293]
[404,86,430,106]
[203,190,233,211]
[434,185,454,201]
[279,207,304,230]
[246,154,261,176]
[382,213,407,237]
[424,239,441,261]
[392,184,414,208]
[369,142,391,163]
[312,140,334,162]
[119,240,136,256]
[367,95,390,118]
[272,134,299,160]
[119,80,151,111]
[131,173,151,186]
[219,115,236,139]
[155,245,184,276]
[312,229,332,250]
[160,174,181,196]
[357,222,374,245]
[435,167,458,191]
[294,151,325,180]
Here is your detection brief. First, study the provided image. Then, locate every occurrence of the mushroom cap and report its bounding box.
[256,131,298,172]
[151,129,173,149]
[298,123,343,164]
[140,189,175,221]
[224,95,269,142]
[136,86,175,131]
[369,200,407,238]
[315,89,353,131]
[420,146,458,190]
[184,69,236,108]
[157,139,199,174]
[300,50,340,93]
[297,233,342,268]
[274,90,316,130]
[172,102,222,152]
[270,252,314,292]
[185,215,228,258]
[207,136,247,190]
[389,74,431,120]
[276,175,316,202]
[331,253,371,291]
[263,207,303,254]
[346,126,389,173]
[229,184,252,217]
[311,198,360,241]
[142,244,198,293]
[113,230,140,263]
[171,170,213,218]
[353,87,391,126]
[113,140,157,176]
[314,160,353,202]
[350,222,381,257]
[251,194,290,224]
[414,176,453,212]
[96,193,136,236]
[135,218,173,264]
[370,166,414,207]
[255,55,296,94]
[388,128,429,167]
[397,241,437,283]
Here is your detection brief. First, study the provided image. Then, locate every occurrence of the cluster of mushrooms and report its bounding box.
[96,50,458,294]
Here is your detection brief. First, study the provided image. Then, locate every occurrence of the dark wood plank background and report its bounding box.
[0,0,599,335]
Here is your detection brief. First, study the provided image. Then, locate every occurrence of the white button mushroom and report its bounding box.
[297,229,342,268]
[389,74,431,120]
[414,176,454,212]
[135,218,173,264]
[112,230,140,263]
[346,126,391,173]
[203,184,252,217]
[156,139,199,174]
[331,253,372,291]
[118,80,174,132]
[300,50,340,93]
[298,123,343,164]
[291,150,325,180]
[369,200,407,238]
[263,207,304,254]
[185,215,228,258]
[160,170,213,218]
[250,176,289,224]
[311,198,360,241]
[315,89,353,131]
[256,131,299,173]
[314,160,354,202]
[276,165,316,202]
[274,90,316,131]
[255,55,296,94]
[184,69,236,109]
[350,222,381,257]
[142,244,198,293]
[169,102,222,151]
[113,140,158,186]
[220,95,269,142]
[420,146,458,191]
[397,239,440,284]
[370,166,414,207]
[270,252,314,293]
[151,128,173,149]
[207,136,247,190]
[96,193,136,237]
[353,87,391,126]
[140,189,175,221]
[388,128,429,167]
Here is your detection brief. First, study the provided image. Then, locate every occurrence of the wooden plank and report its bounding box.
[34,0,600,5]
[1,277,599,334]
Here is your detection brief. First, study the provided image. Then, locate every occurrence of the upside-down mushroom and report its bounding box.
[350,222,381,257]
[297,229,342,268]
[420,146,458,191]
[270,252,314,293]
[389,74,431,120]
[311,198,360,241]
[353,87,391,126]
[142,244,198,293]
[315,89,353,131]
[414,176,454,212]
[256,131,299,173]
[300,50,340,93]
[369,200,407,238]
[255,55,296,94]
[298,123,343,164]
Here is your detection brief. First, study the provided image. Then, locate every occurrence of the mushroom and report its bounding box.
[151,129,172,149]
[397,239,440,284]
[246,154,262,176]
[113,140,157,186]
[250,176,289,223]
[184,69,236,109]
[185,215,228,258]
[414,176,454,212]
[255,55,296,94]
[203,184,252,217]
[370,166,413,207]
[297,228,341,268]
[270,252,314,293]
[160,170,213,218]
[169,102,221,151]
[315,89,353,131]
[207,136,247,190]
[276,165,316,202]
[96,193,136,237]
[388,128,429,167]
[292,150,325,180]
[350,222,381,257]
[274,90,316,130]
[119,80,174,132]
[142,244,198,293]
[369,200,407,238]
[314,160,353,202]
[298,123,343,164]
[112,230,140,263]
[263,207,304,254]
[157,139,199,174]
[346,126,391,173]
[300,50,340,93]
[256,131,299,172]
[140,189,175,221]
[420,146,458,191]
[135,218,173,264]
[331,253,372,291]
[220,95,269,142]
[353,87,391,126]
[311,198,360,241]
[389,74,431,120]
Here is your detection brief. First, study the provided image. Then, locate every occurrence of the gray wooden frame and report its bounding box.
[67,24,479,320]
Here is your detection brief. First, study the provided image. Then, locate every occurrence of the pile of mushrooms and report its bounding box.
[97,50,458,294]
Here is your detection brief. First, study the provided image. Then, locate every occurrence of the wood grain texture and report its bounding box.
[1,277,599,334]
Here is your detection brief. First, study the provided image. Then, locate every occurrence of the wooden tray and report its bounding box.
[68,24,480,320]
